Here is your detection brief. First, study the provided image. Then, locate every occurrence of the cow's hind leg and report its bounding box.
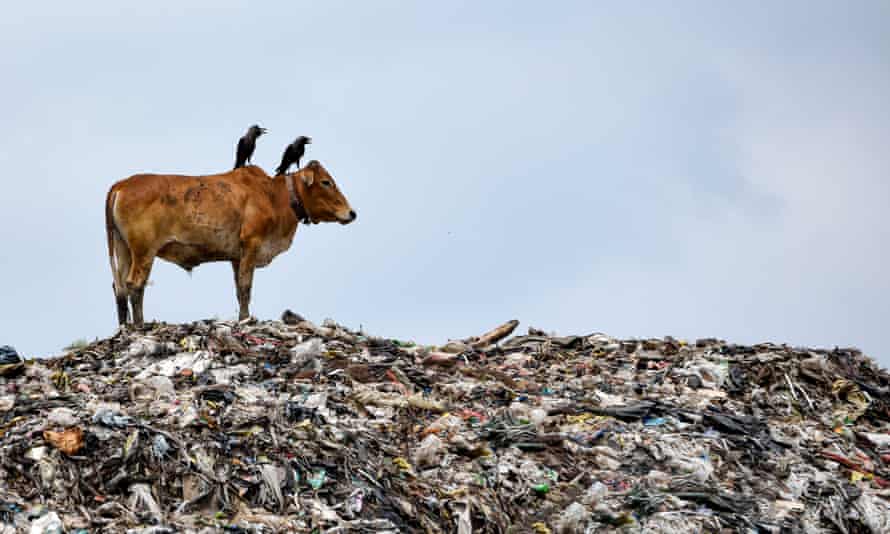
[111,233,132,325]
[115,287,129,325]
[126,247,156,328]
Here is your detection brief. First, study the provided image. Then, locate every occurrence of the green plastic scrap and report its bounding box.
[308,469,327,489]
[533,483,550,495]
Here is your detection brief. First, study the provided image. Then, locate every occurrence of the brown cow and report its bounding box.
[105,161,356,326]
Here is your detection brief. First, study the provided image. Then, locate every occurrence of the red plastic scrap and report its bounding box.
[821,451,863,470]
[821,450,890,488]
[385,370,408,395]
[604,479,632,492]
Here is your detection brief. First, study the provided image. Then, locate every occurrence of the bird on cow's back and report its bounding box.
[276,136,312,176]
[234,124,268,169]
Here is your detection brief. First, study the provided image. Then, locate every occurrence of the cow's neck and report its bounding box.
[283,174,311,223]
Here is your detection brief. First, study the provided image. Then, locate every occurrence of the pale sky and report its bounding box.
[2,2,888,365]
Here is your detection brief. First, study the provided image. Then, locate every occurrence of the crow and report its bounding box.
[275,136,312,175]
[234,124,268,169]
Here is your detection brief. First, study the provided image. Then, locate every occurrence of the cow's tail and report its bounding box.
[105,188,118,283]
[106,189,131,293]
[106,187,132,324]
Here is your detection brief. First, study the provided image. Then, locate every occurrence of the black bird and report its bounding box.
[234,124,268,169]
[275,136,312,175]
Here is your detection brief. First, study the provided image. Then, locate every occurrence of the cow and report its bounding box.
[105,161,357,327]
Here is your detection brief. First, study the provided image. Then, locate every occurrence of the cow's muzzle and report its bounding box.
[339,210,357,224]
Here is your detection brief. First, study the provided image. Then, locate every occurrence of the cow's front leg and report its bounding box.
[232,253,256,321]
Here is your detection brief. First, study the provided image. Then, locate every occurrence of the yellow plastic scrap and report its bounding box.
[179,337,200,351]
[566,413,593,424]
[233,425,265,437]
[442,487,468,498]
[848,391,870,410]
[393,457,413,472]
[614,513,637,526]
[51,371,69,390]
[832,379,856,396]
[831,379,870,423]
[123,429,139,459]
[851,471,873,483]
[531,522,551,534]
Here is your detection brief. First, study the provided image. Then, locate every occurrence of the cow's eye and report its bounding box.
[321,180,332,187]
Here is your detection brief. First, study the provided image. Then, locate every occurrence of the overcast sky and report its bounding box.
[1,2,888,365]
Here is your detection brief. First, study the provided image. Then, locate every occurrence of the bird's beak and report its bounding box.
[261,128,268,134]
[306,137,312,144]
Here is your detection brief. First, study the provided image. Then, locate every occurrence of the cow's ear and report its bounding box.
[301,169,315,186]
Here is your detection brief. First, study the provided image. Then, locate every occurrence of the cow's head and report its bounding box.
[296,160,357,225]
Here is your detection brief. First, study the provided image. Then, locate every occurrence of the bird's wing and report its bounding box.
[282,145,296,165]
[235,138,249,166]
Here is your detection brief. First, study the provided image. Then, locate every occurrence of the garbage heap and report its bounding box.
[2,317,890,533]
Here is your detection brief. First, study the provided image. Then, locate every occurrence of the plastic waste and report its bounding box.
[307,469,327,490]
[151,434,171,459]
[28,512,62,534]
[0,345,24,377]
[46,407,79,428]
[290,338,323,363]
[92,408,134,427]
[135,351,212,379]
[0,316,885,532]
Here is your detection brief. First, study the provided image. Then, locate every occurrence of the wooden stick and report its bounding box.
[470,320,520,349]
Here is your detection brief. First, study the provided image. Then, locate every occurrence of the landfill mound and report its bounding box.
[2,317,890,533]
